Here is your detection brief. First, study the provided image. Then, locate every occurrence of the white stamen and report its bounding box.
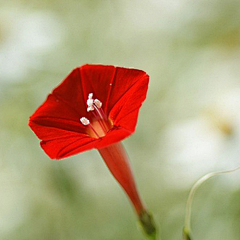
[80,93,110,137]
[87,98,93,106]
[86,93,102,111]
[80,117,90,125]
[94,99,102,108]
[87,106,94,112]
[87,93,94,111]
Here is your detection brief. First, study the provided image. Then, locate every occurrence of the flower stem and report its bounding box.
[138,209,158,240]
[98,142,157,238]
[98,142,144,214]
[183,166,240,239]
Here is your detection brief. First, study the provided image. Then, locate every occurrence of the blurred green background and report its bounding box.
[0,0,240,239]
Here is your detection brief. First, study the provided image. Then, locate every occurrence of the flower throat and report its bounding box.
[80,93,112,138]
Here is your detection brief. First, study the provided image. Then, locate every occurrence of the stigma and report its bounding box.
[80,93,112,138]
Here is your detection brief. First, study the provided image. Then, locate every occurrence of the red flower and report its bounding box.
[29,64,156,237]
[29,64,148,159]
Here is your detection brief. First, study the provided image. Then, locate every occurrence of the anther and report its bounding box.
[94,99,102,108]
[80,117,101,138]
[86,93,102,111]
[80,117,90,125]
[87,106,94,112]
[87,93,94,112]
[87,93,93,106]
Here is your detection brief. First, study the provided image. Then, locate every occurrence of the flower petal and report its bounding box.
[41,136,98,159]
[78,65,148,116]
[105,67,149,115]
[29,90,98,159]
[30,94,83,127]
[52,67,87,116]
[79,64,116,108]
[96,126,131,149]
[29,117,85,140]
[41,135,98,159]
[29,120,98,159]
[109,71,149,133]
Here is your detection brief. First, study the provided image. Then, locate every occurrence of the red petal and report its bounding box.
[52,68,87,117]
[80,64,116,109]
[29,90,98,159]
[41,135,98,159]
[78,65,148,116]
[29,120,99,159]
[95,126,131,149]
[109,74,149,133]
[30,94,84,130]
[29,121,100,159]
[105,67,149,115]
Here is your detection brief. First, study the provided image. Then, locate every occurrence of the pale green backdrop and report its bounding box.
[0,0,240,239]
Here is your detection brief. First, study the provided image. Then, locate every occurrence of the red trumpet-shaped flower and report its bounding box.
[29,64,156,238]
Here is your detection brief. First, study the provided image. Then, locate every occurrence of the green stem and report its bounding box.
[183,166,240,239]
[138,209,158,240]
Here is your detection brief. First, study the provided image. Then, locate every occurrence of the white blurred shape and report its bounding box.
[163,89,240,189]
[0,9,64,82]
[16,12,63,53]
